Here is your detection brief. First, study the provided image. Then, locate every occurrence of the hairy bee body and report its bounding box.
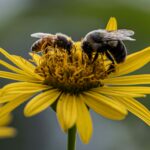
[81,29,135,64]
[31,33,73,53]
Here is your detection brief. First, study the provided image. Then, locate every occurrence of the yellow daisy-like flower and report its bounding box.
[0,105,16,138]
[0,17,150,144]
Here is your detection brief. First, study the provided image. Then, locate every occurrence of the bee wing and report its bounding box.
[31,32,53,38]
[114,29,135,36]
[103,30,136,41]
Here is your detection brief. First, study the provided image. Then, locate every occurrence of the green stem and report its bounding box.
[67,126,76,150]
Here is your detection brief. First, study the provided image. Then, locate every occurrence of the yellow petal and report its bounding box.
[113,96,150,126]
[0,114,12,126]
[0,127,16,138]
[24,89,60,117]
[83,92,127,120]
[76,95,93,144]
[92,86,146,98]
[56,94,77,131]
[29,53,41,65]
[1,82,50,95]
[106,17,117,31]
[103,74,150,85]
[0,60,28,75]
[83,96,127,120]
[101,86,150,94]
[0,93,34,117]
[0,71,41,82]
[12,55,35,69]
[57,94,66,132]
[111,47,150,77]
[0,48,43,80]
[12,55,44,81]
[0,48,33,73]
[0,94,24,103]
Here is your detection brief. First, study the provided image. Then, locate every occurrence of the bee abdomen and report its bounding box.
[108,40,127,63]
[31,39,43,52]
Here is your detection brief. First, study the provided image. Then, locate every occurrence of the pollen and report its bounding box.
[35,42,111,94]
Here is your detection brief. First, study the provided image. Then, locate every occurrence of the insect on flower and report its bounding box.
[81,29,135,72]
[31,32,74,54]
[0,17,150,144]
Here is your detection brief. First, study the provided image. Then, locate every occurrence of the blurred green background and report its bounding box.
[0,0,150,150]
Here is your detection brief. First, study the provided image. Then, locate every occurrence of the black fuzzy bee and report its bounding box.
[81,29,135,71]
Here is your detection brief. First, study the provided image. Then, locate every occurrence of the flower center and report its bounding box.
[35,42,113,94]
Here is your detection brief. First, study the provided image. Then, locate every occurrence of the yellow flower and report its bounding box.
[0,106,16,138]
[0,17,150,144]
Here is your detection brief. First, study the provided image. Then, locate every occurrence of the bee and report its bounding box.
[81,29,135,66]
[31,32,73,53]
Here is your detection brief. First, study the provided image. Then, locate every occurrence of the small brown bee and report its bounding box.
[31,32,74,53]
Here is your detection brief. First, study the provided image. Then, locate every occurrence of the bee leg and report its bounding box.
[92,51,99,63]
[105,51,116,74]
[107,63,116,74]
[88,53,93,61]
[105,50,115,63]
